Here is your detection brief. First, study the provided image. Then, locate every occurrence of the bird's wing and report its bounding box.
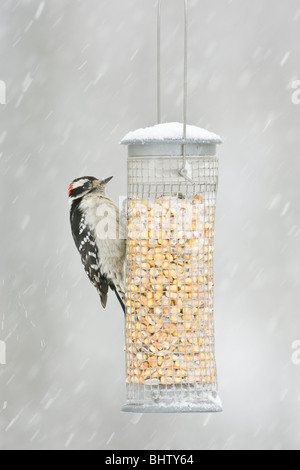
[71,207,109,308]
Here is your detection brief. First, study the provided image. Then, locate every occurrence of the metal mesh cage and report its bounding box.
[122,153,222,413]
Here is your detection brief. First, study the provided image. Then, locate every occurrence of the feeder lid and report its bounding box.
[121,122,222,157]
[121,122,222,145]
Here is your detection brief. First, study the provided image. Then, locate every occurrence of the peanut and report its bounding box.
[125,195,217,386]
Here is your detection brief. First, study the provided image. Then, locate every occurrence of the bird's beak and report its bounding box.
[100,176,113,186]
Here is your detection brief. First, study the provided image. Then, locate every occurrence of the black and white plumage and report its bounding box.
[68,176,126,314]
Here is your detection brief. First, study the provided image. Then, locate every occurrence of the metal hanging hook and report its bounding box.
[157,0,193,184]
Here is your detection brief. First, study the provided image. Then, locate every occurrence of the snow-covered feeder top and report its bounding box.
[121,122,222,157]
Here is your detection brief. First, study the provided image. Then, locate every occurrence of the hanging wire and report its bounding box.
[181,0,188,176]
[157,0,193,183]
[157,0,188,130]
[157,0,162,124]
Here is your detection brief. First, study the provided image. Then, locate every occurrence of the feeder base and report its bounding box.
[121,394,222,414]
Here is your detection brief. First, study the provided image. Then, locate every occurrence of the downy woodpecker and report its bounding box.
[68,176,126,314]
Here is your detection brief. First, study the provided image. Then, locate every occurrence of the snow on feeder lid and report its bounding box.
[121,122,222,157]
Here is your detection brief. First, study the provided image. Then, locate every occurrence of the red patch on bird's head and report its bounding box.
[68,184,73,195]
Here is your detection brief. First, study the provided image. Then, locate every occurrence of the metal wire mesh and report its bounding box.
[124,156,221,412]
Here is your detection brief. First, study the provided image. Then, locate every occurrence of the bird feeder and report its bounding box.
[120,0,223,413]
[121,122,222,413]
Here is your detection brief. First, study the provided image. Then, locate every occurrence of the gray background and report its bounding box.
[0,0,299,450]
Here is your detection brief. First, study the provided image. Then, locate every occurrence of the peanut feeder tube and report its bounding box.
[121,122,222,413]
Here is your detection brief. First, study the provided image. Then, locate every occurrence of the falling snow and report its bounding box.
[35,1,45,20]
[280,51,291,67]
[0,0,300,452]
[281,202,291,217]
